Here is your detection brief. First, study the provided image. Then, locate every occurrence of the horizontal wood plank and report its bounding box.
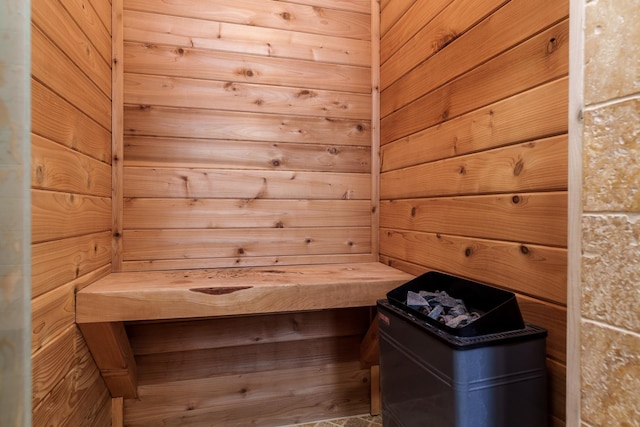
[122,228,372,261]
[380,0,415,36]
[381,136,568,198]
[124,74,371,119]
[31,282,76,354]
[31,189,111,244]
[379,229,567,305]
[518,295,567,363]
[124,168,370,200]
[32,24,111,130]
[382,20,569,142]
[380,77,568,167]
[124,42,371,93]
[60,0,112,64]
[124,362,370,426]
[32,329,110,426]
[547,358,567,422]
[380,0,451,65]
[124,137,371,172]
[380,192,567,247]
[124,11,371,66]
[121,253,376,271]
[135,335,363,385]
[32,326,77,409]
[123,199,371,229]
[76,263,413,322]
[32,134,112,197]
[126,308,370,356]
[31,231,111,299]
[381,0,508,87]
[87,0,112,35]
[283,0,371,14]
[31,80,111,163]
[32,265,111,354]
[124,0,371,39]
[32,0,111,96]
[124,105,371,146]
[381,0,568,116]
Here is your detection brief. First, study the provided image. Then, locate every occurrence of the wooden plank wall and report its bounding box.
[123,309,373,426]
[120,0,375,271]
[30,0,113,424]
[379,0,569,425]
[118,1,376,425]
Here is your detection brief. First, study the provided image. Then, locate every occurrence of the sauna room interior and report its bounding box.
[2,0,639,426]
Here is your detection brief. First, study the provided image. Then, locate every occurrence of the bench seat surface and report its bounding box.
[76,262,413,323]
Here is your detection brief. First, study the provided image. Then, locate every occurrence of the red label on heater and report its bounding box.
[379,313,390,326]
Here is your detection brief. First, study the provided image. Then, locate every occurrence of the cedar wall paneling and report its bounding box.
[123,309,373,426]
[31,0,112,424]
[119,1,376,425]
[120,0,374,271]
[379,0,568,425]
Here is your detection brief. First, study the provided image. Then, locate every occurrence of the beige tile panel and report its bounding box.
[585,0,640,104]
[581,320,640,426]
[582,214,640,332]
[583,99,640,213]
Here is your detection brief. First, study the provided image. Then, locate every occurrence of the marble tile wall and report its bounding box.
[581,0,640,424]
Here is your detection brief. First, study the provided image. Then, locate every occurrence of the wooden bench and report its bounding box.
[76,262,413,400]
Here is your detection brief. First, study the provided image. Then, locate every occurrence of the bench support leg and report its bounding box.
[112,397,124,427]
[360,315,382,415]
[360,314,379,368]
[370,365,381,416]
[78,321,138,398]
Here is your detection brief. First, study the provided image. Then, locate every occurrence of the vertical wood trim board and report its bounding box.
[370,0,381,261]
[112,397,124,427]
[566,0,585,424]
[112,0,124,272]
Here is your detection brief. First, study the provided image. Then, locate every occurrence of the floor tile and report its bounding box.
[280,414,382,427]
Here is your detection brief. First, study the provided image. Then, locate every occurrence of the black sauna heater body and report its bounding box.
[378,272,548,427]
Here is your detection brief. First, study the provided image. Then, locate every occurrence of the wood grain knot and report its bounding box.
[513,159,525,176]
[296,89,317,98]
[189,286,253,295]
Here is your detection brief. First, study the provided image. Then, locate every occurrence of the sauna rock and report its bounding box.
[406,290,481,328]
